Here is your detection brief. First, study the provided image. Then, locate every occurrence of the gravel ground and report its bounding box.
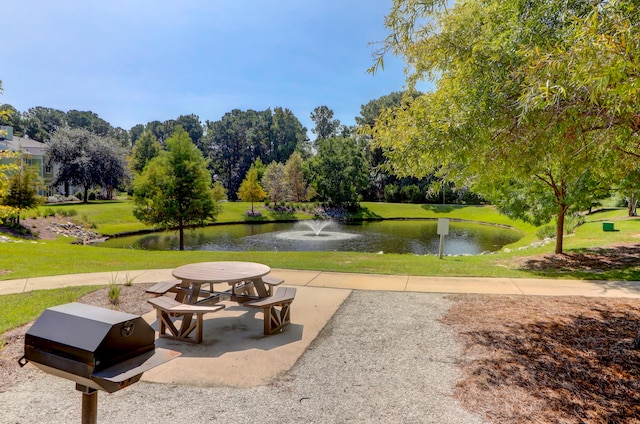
[0,291,486,424]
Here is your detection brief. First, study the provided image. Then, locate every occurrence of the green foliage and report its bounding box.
[108,282,121,306]
[237,165,267,213]
[130,130,161,174]
[370,0,640,253]
[201,108,307,199]
[1,163,42,224]
[262,161,288,202]
[400,184,423,203]
[48,126,129,203]
[284,152,308,202]
[310,105,340,142]
[308,136,369,208]
[212,180,227,201]
[133,127,220,250]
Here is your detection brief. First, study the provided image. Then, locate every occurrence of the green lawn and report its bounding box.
[6,199,640,282]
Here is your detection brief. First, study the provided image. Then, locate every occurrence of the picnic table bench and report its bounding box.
[244,287,297,335]
[148,296,225,344]
[145,280,181,296]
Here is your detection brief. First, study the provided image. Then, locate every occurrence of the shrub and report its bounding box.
[108,283,121,307]
[536,224,556,239]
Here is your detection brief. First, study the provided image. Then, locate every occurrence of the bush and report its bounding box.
[536,224,556,239]
[401,184,423,203]
[383,185,399,203]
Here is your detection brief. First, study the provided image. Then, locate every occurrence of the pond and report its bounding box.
[99,220,522,255]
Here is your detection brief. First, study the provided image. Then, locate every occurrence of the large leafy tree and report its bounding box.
[48,127,128,202]
[133,127,219,250]
[308,136,369,208]
[370,0,640,253]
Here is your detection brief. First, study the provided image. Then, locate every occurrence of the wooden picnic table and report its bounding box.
[170,261,272,338]
[172,261,272,301]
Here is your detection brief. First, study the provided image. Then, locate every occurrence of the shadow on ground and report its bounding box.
[514,245,640,281]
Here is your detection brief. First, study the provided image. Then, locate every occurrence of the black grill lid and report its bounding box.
[21,302,180,393]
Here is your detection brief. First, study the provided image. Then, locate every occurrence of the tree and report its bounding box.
[202,108,305,199]
[175,114,204,146]
[48,127,128,202]
[369,0,640,253]
[0,104,25,137]
[66,110,112,136]
[237,164,267,214]
[262,161,288,203]
[308,136,369,208]
[212,180,227,201]
[284,151,308,201]
[310,105,340,143]
[23,107,66,142]
[0,82,22,223]
[129,124,145,147]
[2,161,42,225]
[133,127,219,250]
[130,130,162,174]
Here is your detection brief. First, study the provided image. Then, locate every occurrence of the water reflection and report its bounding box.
[99,220,522,255]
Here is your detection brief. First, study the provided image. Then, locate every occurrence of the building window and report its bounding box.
[45,165,52,174]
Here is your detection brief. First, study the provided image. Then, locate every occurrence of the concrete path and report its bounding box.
[3,267,640,298]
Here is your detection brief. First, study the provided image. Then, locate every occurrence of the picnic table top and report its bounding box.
[172,261,271,285]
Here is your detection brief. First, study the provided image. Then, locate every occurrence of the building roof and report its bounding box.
[1,135,48,157]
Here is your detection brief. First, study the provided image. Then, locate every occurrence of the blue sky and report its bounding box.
[2,1,413,136]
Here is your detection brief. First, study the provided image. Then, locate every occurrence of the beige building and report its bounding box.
[0,125,57,196]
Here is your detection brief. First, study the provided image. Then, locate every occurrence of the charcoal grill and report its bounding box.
[19,302,180,423]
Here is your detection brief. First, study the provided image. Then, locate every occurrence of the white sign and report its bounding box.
[437,218,450,236]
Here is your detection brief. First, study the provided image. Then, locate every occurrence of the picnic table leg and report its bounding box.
[178,280,202,336]
[252,278,269,298]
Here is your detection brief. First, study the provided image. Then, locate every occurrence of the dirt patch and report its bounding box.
[443,295,640,423]
[0,284,154,392]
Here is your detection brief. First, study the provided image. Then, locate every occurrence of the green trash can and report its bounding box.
[603,222,615,231]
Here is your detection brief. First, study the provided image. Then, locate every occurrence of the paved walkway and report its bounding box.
[3,267,640,298]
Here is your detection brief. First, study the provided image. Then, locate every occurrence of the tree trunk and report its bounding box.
[83,186,89,204]
[555,205,568,254]
[628,193,637,217]
[179,221,185,251]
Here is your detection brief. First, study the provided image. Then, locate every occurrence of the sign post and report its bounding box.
[436,218,449,259]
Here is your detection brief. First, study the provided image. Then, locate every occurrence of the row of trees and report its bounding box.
[2,91,468,208]
[369,0,640,254]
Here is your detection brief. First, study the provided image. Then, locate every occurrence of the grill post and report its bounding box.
[78,385,98,424]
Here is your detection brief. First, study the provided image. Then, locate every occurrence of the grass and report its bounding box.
[7,200,640,281]
[0,286,101,334]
